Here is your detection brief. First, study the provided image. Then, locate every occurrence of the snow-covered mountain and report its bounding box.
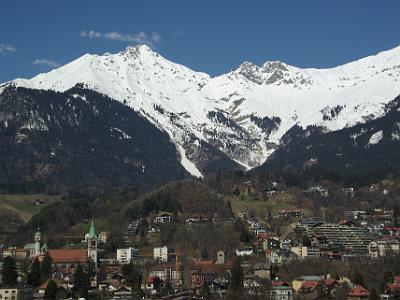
[2,44,400,176]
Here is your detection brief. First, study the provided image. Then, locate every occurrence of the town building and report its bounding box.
[368,239,400,258]
[48,249,88,269]
[290,246,321,259]
[0,287,33,300]
[311,223,375,255]
[153,246,174,262]
[235,247,254,256]
[23,228,47,258]
[153,213,173,224]
[87,220,98,268]
[271,281,293,300]
[116,247,139,264]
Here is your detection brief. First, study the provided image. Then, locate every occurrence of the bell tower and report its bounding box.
[34,227,41,256]
[87,220,98,268]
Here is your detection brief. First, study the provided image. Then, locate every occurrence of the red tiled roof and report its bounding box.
[272,281,289,287]
[301,281,320,292]
[386,283,400,292]
[149,263,179,271]
[349,285,369,297]
[48,249,87,263]
[195,260,214,266]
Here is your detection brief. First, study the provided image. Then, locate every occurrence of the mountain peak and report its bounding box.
[262,60,289,72]
[120,44,155,57]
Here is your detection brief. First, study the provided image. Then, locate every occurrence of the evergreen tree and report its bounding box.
[121,263,141,286]
[122,264,144,299]
[28,258,41,286]
[73,264,84,291]
[369,287,379,300]
[84,260,96,285]
[393,205,399,227]
[384,271,394,285]
[353,272,364,286]
[160,282,173,296]
[200,282,211,300]
[44,280,58,300]
[1,256,18,286]
[153,277,161,292]
[228,258,244,299]
[73,264,88,299]
[41,254,53,283]
[201,247,209,259]
[268,209,272,221]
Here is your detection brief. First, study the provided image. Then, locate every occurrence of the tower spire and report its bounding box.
[89,219,97,239]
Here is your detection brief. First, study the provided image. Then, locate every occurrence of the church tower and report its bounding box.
[34,227,41,256]
[87,220,98,268]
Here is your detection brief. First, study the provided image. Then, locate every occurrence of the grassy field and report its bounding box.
[0,194,61,222]
[67,219,109,236]
[229,192,297,216]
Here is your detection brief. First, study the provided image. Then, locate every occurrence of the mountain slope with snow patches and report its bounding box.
[2,44,400,176]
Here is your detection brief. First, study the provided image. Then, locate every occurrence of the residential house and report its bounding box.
[113,287,133,299]
[186,214,208,225]
[153,213,173,224]
[236,247,254,256]
[280,240,291,250]
[33,280,65,300]
[127,220,140,237]
[278,209,304,219]
[98,280,128,292]
[368,239,400,258]
[267,249,296,265]
[384,276,400,298]
[253,263,271,280]
[271,281,293,300]
[143,276,158,295]
[304,185,329,197]
[2,248,30,259]
[347,285,369,300]
[148,263,183,285]
[243,275,264,289]
[292,276,325,293]
[298,280,323,299]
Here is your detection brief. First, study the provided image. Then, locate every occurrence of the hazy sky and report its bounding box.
[1,0,400,82]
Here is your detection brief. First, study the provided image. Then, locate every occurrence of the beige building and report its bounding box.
[368,239,400,258]
[0,288,33,300]
[290,246,320,259]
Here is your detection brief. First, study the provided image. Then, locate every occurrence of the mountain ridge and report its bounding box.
[2,44,400,176]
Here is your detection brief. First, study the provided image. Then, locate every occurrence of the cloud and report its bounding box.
[0,44,16,55]
[80,30,162,46]
[171,29,186,39]
[33,59,61,68]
